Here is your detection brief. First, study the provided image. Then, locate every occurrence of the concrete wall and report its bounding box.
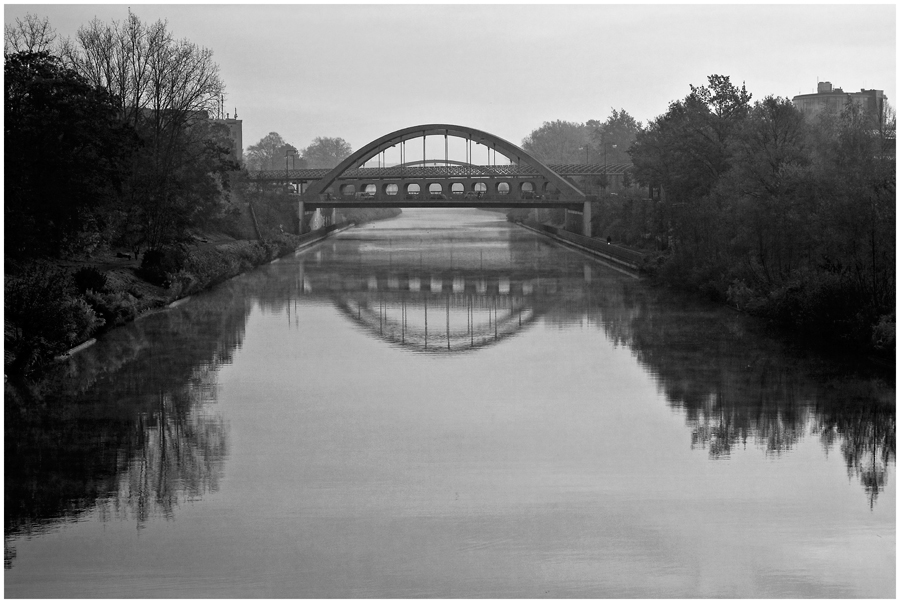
[521,221,647,269]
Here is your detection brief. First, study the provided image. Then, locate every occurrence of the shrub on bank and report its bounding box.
[6,227,355,379]
[73,266,108,294]
[163,234,303,299]
[138,247,188,287]
[83,289,139,328]
[755,271,873,345]
[654,252,734,303]
[5,263,105,375]
[721,267,888,350]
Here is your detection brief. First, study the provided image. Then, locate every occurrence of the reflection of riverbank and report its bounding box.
[287,216,895,506]
[4,279,252,568]
[595,281,895,506]
[287,216,896,505]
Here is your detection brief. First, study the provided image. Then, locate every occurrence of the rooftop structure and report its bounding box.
[792,81,887,123]
[210,109,243,162]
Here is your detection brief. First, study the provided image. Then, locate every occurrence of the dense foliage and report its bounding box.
[244,132,304,171]
[521,120,588,164]
[5,16,256,377]
[5,51,137,259]
[4,31,390,377]
[522,111,640,193]
[301,136,353,169]
[627,75,895,351]
[516,75,894,352]
[244,132,353,171]
[60,12,239,254]
[586,109,640,165]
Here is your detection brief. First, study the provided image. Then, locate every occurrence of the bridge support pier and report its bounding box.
[297,200,305,234]
[582,200,592,238]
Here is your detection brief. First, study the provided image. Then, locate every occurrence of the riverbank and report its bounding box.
[4,222,358,379]
[514,220,647,273]
[512,216,895,361]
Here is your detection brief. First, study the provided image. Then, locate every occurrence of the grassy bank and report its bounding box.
[6,204,402,380]
[4,234,302,377]
[6,230,330,379]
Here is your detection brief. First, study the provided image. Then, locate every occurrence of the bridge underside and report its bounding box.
[304,199,584,210]
[307,172,580,206]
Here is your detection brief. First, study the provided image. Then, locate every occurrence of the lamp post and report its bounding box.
[285,149,296,193]
[285,148,296,172]
[604,143,617,197]
[581,145,591,193]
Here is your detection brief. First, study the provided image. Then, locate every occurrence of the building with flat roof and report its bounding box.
[792,81,887,123]
[211,112,243,163]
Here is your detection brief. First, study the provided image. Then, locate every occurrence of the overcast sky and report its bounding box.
[5,3,896,161]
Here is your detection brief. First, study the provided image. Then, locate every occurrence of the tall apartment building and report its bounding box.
[792,81,887,122]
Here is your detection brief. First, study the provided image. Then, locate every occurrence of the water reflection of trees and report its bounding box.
[6,224,894,570]
[287,226,895,506]
[593,280,895,506]
[812,386,895,509]
[100,366,228,526]
[4,280,251,567]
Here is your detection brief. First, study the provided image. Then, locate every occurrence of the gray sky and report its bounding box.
[5,3,896,161]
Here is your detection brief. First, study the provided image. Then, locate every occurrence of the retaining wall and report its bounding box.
[519,221,646,270]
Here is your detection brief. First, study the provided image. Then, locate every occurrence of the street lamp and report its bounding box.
[604,143,617,197]
[285,149,296,193]
[580,145,591,193]
[285,148,296,172]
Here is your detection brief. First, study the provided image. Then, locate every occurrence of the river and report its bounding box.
[4,208,895,598]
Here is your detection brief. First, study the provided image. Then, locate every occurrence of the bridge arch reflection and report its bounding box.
[296,258,574,354]
[334,292,539,354]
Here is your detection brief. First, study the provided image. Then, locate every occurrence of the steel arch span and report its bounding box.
[301,124,586,202]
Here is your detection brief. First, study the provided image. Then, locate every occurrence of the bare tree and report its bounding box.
[4,13,57,54]
[63,12,224,129]
[60,10,231,251]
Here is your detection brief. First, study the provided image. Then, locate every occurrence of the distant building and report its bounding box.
[211,111,243,163]
[792,82,887,123]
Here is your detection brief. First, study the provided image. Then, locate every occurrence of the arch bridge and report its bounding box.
[249,124,633,237]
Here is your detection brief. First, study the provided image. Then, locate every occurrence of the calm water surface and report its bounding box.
[5,209,895,597]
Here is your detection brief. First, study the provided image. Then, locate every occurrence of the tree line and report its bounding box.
[3,13,361,376]
[5,12,356,260]
[6,12,236,260]
[520,75,895,352]
[243,132,353,171]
